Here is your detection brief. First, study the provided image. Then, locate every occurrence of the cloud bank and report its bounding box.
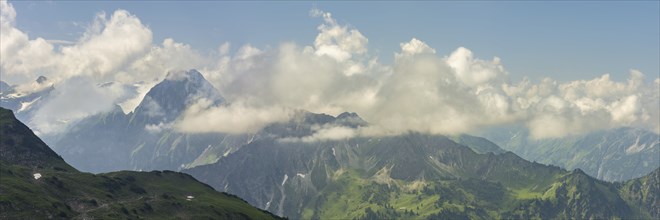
[1,3,658,139]
[1,1,212,133]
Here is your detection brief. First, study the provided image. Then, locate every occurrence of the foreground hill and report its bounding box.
[0,107,282,219]
[185,113,659,219]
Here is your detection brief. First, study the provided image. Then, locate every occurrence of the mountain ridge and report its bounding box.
[482,126,660,182]
[0,107,283,219]
[184,131,658,219]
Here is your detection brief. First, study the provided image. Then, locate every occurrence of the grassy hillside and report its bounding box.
[0,107,283,220]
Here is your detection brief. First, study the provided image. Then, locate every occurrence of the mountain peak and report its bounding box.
[164,69,205,81]
[336,112,358,119]
[36,75,48,84]
[335,111,368,127]
[0,81,10,93]
[133,69,224,123]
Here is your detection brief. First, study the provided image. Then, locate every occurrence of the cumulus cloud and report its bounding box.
[308,8,371,76]
[2,2,658,139]
[1,2,218,132]
[1,5,154,84]
[396,38,436,59]
[175,8,658,139]
[498,69,659,139]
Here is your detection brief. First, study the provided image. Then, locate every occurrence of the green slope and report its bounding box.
[186,133,659,219]
[619,167,660,218]
[0,107,283,220]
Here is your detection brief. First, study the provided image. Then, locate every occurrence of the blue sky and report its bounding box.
[8,1,660,82]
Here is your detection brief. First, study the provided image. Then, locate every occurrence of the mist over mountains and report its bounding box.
[1,68,658,182]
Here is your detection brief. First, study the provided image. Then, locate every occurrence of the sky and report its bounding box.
[7,1,659,83]
[1,1,659,139]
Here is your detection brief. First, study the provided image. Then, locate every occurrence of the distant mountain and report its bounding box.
[0,107,283,219]
[133,69,225,124]
[0,81,11,93]
[49,69,385,173]
[49,69,244,173]
[0,76,54,124]
[184,115,659,219]
[481,127,659,182]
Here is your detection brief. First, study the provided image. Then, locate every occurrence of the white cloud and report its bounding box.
[309,8,369,77]
[174,99,293,134]
[396,38,436,59]
[177,9,658,139]
[446,47,507,87]
[510,70,657,139]
[1,7,154,84]
[280,125,357,143]
[0,3,219,133]
[0,1,16,26]
[30,76,126,134]
[145,121,172,133]
[117,81,157,113]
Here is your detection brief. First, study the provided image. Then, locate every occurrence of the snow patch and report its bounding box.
[6,92,24,99]
[281,174,289,186]
[18,97,40,112]
[296,173,306,178]
[625,136,647,154]
[33,173,41,180]
[332,147,336,156]
[186,195,194,201]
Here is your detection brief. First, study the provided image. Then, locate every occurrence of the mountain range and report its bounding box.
[29,69,656,182]
[183,115,659,219]
[0,77,54,125]
[482,126,659,182]
[2,69,658,219]
[47,70,246,173]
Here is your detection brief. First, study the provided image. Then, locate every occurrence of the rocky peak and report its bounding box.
[133,69,225,123]
[36,76,48,84]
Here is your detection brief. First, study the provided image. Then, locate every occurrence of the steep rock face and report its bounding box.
[483,127,659,182]
[0,108,73,171]
[185,129,655,219]
[0,107,283,220]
